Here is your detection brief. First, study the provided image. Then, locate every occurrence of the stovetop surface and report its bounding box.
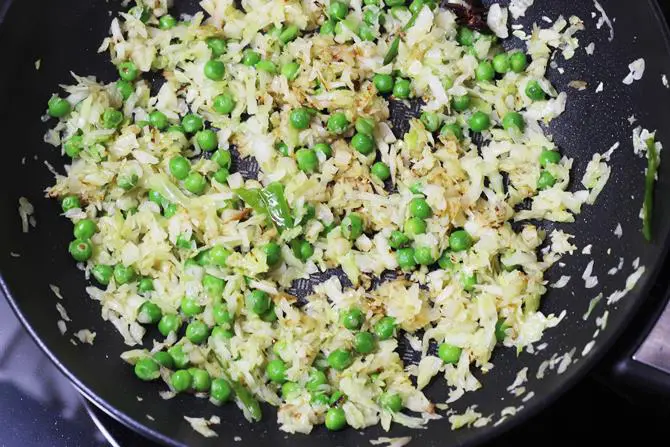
[4,1,670,446]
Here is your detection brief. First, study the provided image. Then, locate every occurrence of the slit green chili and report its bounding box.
[643,137,659,241]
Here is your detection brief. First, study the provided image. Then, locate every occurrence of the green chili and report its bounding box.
[643,137,659,241]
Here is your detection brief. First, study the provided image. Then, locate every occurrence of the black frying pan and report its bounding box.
[2,0,670,446]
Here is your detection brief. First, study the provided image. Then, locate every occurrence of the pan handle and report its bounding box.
[596,288,670,406]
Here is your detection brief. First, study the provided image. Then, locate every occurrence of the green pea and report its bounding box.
[306,369,327,392]
[320,19,336,35]
[168,345,190,369]
[355,117,375,136]
[389,230,409,249]
[213,304,234,326]
[328,112,349,134]
[374,316,396,340]
[204,60,226,81]
[64,135,83,158]
[102,108,124,129]
[92,265,113,286]
[118,61,139,81]
[327,348,353,371]
[189,368,211,392]
[449,230,472,252]
[379,392,402,412]
[180,296,203,317]
[62,196,81,212]
[409,0,424,13]
[73,219,97,240]
[537,171,556,189]
[138,301,162,324]
[451,94,471,111]
[148,190,164,206]
[279,24,300,43]
[396,247,416,270]
[325,407,347,431]
[311,393,330,406]
[438,251,454,270]
[211,379,232,402]
[263,242,282,266]
[509,51,528,73]
[296,148,318,173]
[420,112,441,132]
[68,239,92,262]
[358,24,375,41]
[539,150,561,167]
[212,150,232,169]
[153,351,174,369]
[468,111,490,132]
[457,27,474,46]
[256,59,277,74]
[281,62,300,81]
[351,133,374,155]
[138,277,154,293]
[329,1,348,20]
[438,343,462,364]
[371,161,390,181]
[409,197,432,219]
[147,111,169,131]
[196,129,218,151]
[475,60,495,82]
[202,273,224,299]
[117,80,134,101]
[181,114,204,133]
[186,320,210,344]
[341,308,364,330]
[266,359,287,383]
[502,112,525,132]
[282,382,300,399]
[207,37,227,57]
[135,358,160,381]
[261,304,278,322]
[461,272,477,291]
[113,264,136,285]
[441,123,463,140]
[373,74,394,94]
[525,80,545,101]
[167,125,185,134]
[390,5,408,18]
[493,53,510,74]
[159,14,177,30]
[184,172,207,195]
[158,314,182,336]
[242,49,261,66]
[341,213,364,240]
[392,78,410,99]
[354,331,375,354]
[313,143,332,158]
[291,239,314,261]
[212,94,235,116]
[290,108,311,129]
[247,289,271,315]
[211,326,234,339]
[171,370,192,392]
[404,217,426,237]
[209,245,231,266]
[169,156,191,180]
[414,246,434,265]
[495,319,509,343]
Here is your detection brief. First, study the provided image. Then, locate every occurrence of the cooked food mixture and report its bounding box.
[43,0,604,434]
